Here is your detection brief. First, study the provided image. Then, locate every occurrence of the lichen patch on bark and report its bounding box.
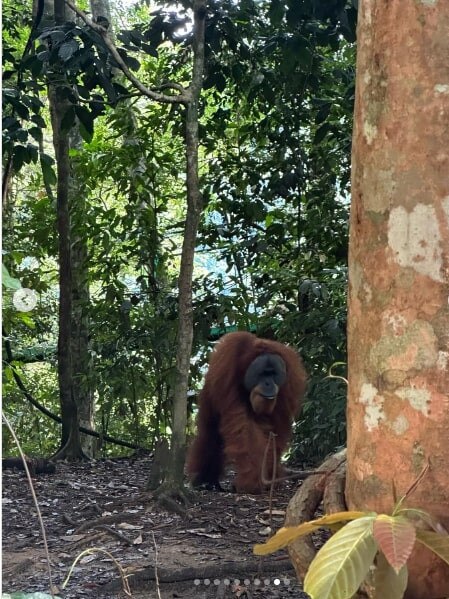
[388,204,443,282]
[370,320,438,373]
[396,386,431,415]
[389,414,410,435]
[434,83,449,94]
[359,383,386,431]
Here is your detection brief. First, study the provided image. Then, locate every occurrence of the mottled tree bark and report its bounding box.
[346,1,449,597]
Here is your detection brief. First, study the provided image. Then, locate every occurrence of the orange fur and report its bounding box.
[186,332,307,493]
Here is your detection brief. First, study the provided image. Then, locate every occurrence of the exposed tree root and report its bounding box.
[50,439,89,461]
[152,482,194,517]
[285,448,347,581]
[4,333,146,453]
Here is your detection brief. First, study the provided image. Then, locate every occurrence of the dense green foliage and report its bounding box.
[3,0,355,463]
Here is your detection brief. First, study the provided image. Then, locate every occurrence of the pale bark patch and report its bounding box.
[359,383,386,431]
[396,386,431,416]
[443,195,449,221]
[388,204,443,282]
[370,320,438,373]
[363,121,378,145]
[434,84,449,94]
[381,311,407,335]
[352,457,374,481]
[437,351,449,370]
[363,167,395,213]
[389,414,410,435]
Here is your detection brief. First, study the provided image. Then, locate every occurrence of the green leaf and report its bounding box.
[268,0,285,26]
[26,143,39,163]
[12,145,27,171]
[40,152,54,165]
[60,107,76,132]
[37,49,50,62]
[58,39,79,61]
[3,365,15,382]
[75,106,94,142]
[17,313,36,329]
[12,100,30,120]
[296,44,312,68]
[2,70,15,80]
[78,121,92,143]
[29,126,43,143]
[122,53,140,71]
[2,116,20,130]
[373,552,408,599]
[314,123,331,145]
[415,530,449,566]
[304,516,377,599]
[31,114,46,128]
[30,55,44,77]
[141,43,158,57]
[2,264,22,290]
[254,512,367,556]
[315,103,331,125]
[40,158,57,187]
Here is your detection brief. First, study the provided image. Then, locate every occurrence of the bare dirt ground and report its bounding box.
[2,455,310,599]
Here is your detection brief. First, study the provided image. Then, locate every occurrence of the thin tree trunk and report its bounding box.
[48,0,85,459]
[70,154,95,455]
[165,0,206,488]
[90,0,112,23]
[68,0,94,453]
[346,1,449,597]
[62,0,112,458]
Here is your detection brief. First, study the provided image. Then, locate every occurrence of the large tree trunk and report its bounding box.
[346,1,449,598]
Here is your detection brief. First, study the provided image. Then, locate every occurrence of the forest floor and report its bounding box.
[2,454,312,599]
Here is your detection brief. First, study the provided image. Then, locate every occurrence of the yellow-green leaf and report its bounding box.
[415,530,449,565]
[253,511,367,556]
[373,551,408,599]
[304,516,377,599]
[395,508,444,533]
[373,515,416,573]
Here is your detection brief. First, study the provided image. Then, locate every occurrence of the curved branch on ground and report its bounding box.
[3,333,146,452]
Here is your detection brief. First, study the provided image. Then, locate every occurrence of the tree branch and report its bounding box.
[64,0,191,104]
